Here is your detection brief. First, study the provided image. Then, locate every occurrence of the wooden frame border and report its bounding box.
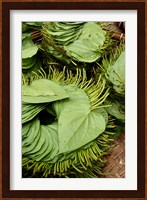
[2,1,145,198]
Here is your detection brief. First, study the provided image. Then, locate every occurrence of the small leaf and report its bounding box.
[22,36,38,59]
[105,99,125,121]
[105,51,125,94]
[22,55,37,69]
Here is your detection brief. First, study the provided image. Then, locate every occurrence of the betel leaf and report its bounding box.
[22,119,59,163]
[22,56,42,75]
[22,117,40,148]
[43,22,84,46]
[79,22,105,45]
[42,122,59,162]
[53,84,106,154]
[105,51,125,94]
[105,99,125,121]
[65,39,102,63]
[22,55,37,69]
[22,36,38,59]
[22,119,32,139]
[65,22,106,62]
[59,108,106,154]
[22,79,69,103]
[97,108,109,124]
[22,103,46,124]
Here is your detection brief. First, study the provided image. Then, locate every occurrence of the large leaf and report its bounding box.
[65,22,106,62]
[53,84,106,154]
[79,22,106,46]
[22,79,69,103]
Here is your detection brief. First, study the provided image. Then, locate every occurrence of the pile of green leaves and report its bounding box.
[22,22,125,178]
[22,22,43,74]
[41,22,114,66]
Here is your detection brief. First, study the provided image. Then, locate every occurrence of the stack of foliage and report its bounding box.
[22,22,43,74]
[22,22,125,178]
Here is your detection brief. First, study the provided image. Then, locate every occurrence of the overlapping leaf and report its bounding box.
[22,79,69,103]
[22,21,125,178]
[105,99,125,121]
[65,22,106,62]
[22,36,38,59]
[42,22,106,63]
[105,51,125,94]
[53,84,107,153]
[22,119,59,162]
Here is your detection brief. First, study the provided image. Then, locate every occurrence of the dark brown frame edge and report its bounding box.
[2,1,145,198]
